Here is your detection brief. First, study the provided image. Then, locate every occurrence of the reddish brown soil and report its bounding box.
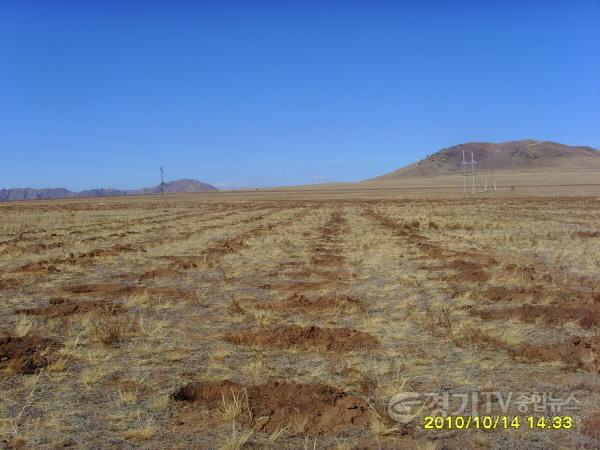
[259,293,364,311]
[61,283,193,300]
[15,244,141,274]
[62,283,137,296]
[514,335,600,371]
[172,380,371,434]
[224,325,378,351]
[473,304,600,328]
[310,254,345,266]
[583,415,600,439]
[452,327,507,350]
[439,259,490,282]
[482,285,547,303]
[0,335,58,375]
[456,328,600,372]
[134,214,303,280]
[0,278,24,290]
[260,280,338,292]
[137,267,178,280]
[574,231,600,239]
[277,261,304,268]
[17,261,60,275]
[16,298,123,318]
[203,237,249,264]
[503,263,553,283]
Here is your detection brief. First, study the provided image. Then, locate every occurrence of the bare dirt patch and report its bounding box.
[438,259,490,282]
[310,254,345,267]
[224,325,378,351]
[172,379,371,434]
[16,297,123,318]
[583,415,600,439]
[258,293,365,312]
[0,335,58,375]
[513,335,600,372]
[0,278,24,290]
[61,283,193,301]
[473,304,600,328]
[457,328,600,372]
[481,285,547,303]
[17,261,61,275]
[62,283,137,296]
[574,231,600,239]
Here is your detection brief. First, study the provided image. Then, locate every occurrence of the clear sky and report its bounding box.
[1,1,599,190]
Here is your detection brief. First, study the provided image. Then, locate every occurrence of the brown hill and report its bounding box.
[0,178,217,202]
[371,140,600,180]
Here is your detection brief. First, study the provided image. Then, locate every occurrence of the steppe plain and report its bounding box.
[1,184,599,449]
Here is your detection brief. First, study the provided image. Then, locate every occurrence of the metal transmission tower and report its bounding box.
[470,152,477,193]
[461,149,477,194]
[484,169,498,193]
[160,166,165,196]
[462,149,468,194]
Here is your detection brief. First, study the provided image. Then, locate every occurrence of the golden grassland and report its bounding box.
[0,190,599,449]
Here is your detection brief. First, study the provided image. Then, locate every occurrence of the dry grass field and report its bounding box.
[1,191,599,449]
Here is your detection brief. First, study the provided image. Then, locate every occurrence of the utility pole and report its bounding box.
[160,166,165,196]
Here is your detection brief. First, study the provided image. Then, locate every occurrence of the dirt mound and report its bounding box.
[173,380,370,434]
[0,278,24,290]
[473,304,600,328]
[204,237,248,262]
[574,231,600,239]
[455,327,600,372]
[482,286,546,303]
[503,263,553,283]
[224,325,378,351]
[260,293,364,312]
[17,261,60,275]
[66,244,141,262]
[310,254,345,266]
[277,261,304,269]
[137,267,178,280]
[513,335,600,371]
[62,283,137,296]
[62,283,193,300]
[0,335,58,375]
[16,298,123,318]
[440,259,490,282]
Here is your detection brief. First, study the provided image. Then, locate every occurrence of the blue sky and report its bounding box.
[1,1,599,190]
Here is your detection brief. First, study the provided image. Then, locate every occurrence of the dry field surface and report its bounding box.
[1,192,599,449]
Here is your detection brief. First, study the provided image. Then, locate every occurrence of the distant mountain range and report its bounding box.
[371,140,600,180]
[0,178,217,201]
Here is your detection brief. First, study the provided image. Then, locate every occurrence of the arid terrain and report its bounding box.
[1,190,599,449]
